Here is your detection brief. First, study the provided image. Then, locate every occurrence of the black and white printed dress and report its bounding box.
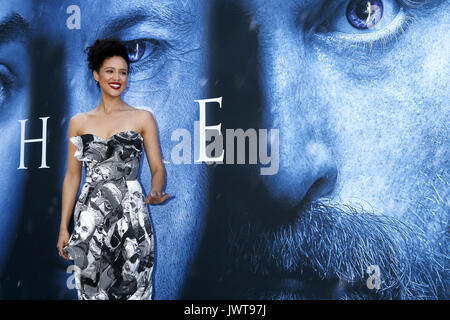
[63,130,154,300]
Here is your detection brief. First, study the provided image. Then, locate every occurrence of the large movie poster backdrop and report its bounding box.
[0,0,448,299]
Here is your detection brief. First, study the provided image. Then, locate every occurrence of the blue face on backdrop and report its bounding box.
[184,0,449,299]
[0,0,31,277]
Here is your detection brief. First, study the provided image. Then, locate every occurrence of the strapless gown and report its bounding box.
[63,130,154,300]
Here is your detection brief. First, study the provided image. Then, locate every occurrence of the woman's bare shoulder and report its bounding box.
[137,109,155,125]
[132,108,155,135]
[131,107,152,118]
[124,104,148,113]
[68,113,90,135]
[71,112,90,124]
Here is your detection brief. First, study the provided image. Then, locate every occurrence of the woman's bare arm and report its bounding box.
[140,110,170,204]
[59,115,83,231]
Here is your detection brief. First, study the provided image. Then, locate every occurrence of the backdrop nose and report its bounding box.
[250,12,338,214]
[301,141,337,203]
[258,140,337,211]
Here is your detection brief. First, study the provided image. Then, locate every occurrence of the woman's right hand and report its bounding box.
[57,228,71,260]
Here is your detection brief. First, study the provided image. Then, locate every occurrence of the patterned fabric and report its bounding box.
[63,130,154,300]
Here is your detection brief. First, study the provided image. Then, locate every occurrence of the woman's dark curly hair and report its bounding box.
[84,38,130,88]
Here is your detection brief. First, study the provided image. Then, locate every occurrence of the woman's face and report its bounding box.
[93,55,128,96]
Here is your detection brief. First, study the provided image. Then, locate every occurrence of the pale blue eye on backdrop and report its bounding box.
[124,38,166,73]
[328,0,401,34]
[313,0,412,50]
[347,0,384,29]
[0,67,14,105]
[125,39,147,62]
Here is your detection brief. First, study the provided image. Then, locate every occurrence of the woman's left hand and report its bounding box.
[145,190,171,205]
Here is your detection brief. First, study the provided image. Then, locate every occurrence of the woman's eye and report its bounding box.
[347,0,384,29]
[124,38,163,64]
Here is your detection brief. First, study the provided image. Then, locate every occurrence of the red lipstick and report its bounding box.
[108,82,121,90]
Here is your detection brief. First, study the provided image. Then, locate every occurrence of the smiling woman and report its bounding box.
[50,0,210,300]
[56,38,171,300]
[84,39,131,90]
